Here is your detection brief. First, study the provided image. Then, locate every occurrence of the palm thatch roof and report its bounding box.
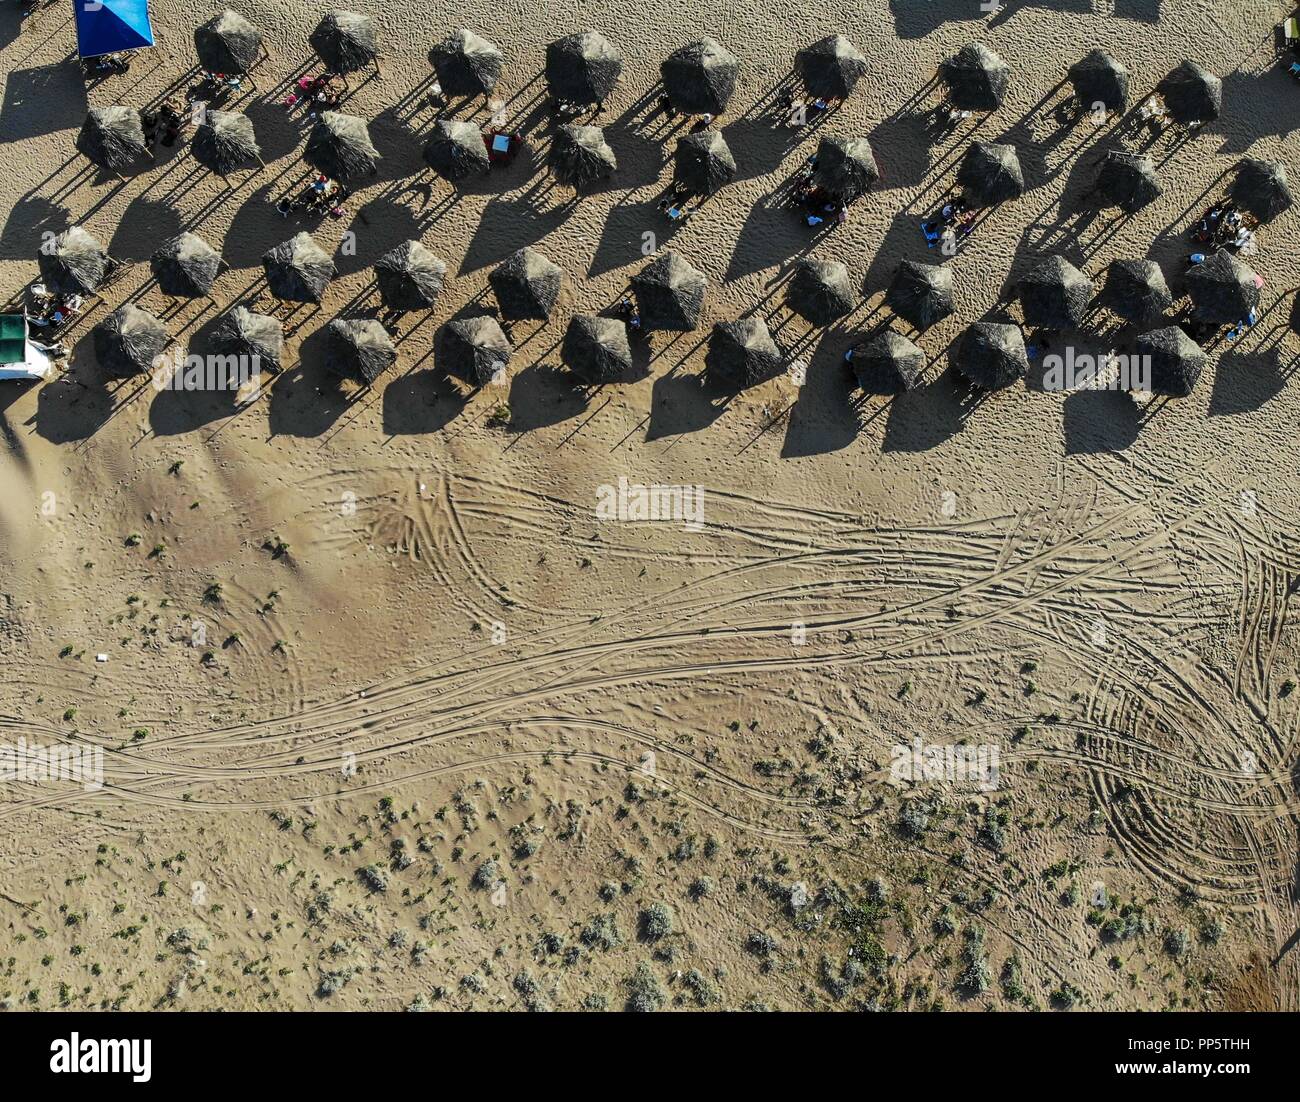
[326,318,397,384]
[1093,151,1161,213]
[1099,259,1172,326]
[661,38,739,115]
[1135,325,1207,396]
[192,110,261,175]
[262,233,336,303]
[546,31,622,105]
[1230,158,1293,222]
[151,233,222,298]
[1067,49,1129,112]
[630,250,707,331]
[212,306,284,371]
[1156,60,1221,123]
[812,136,878,202]
[674,128,736,195]
[374,240,446,311]
[310,10,378,74]
[429,28,504,96]
[423,119,490,180]
[38,227,111,296]
[304,111,378,180]
[706,317,783,389]
[851,330,926,394]
[562,314,631,383]
[438,315,512,387]
[194,9,263,74]
[1186,252,1260,324]
[954,321,1028,389]
[885,261,954,329]
[76,106,148,171]
[93,304,168,378]
[549,124,616,188]
[489,247,562,321]
[1017,255,1093,329]
[957,141,1025,206]
[940,43,1011,111]
[796,35,867,100]
[787,258,854,326]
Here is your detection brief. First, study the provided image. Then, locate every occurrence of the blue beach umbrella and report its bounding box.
[74,0,155,59]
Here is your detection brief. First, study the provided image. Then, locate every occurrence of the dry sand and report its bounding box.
[0,0,1298,1011]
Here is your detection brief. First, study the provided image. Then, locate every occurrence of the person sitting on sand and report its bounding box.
[616,296,644,334]
[26,282,54,316]
[36,294,83,330]
[314,76,341,107]
[1226,306,1259,342]
[158,100,184,147]
[656,198,687,220]
[1229,226,1255,251]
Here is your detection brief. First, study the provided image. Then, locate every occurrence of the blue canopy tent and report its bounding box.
[74,0,155,59]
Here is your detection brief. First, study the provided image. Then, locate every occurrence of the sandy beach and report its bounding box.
[0,0,1298,1011]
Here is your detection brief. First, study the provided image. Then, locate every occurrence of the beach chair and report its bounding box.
[0,314,53,381]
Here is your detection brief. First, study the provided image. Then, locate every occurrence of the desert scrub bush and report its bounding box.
[744,931,777,958]
[976,807,1008,852]
[681,968,718,1007]
[624,961,665,1012]
[933,906,958,937]
[638,902,674,942]
[956,926,991,997]
[1050,981,1083,1010]
[580,913,621,952]
[820,955,856,1000]
[1097,902,1147,944]
[864,876,889,904]
[357,864,388,893]
[898,798,932,839]
[1163,927,1190,959]
[316,969,353,998]
[1201,918,1225,945]
[687,876,715,901]
[1000,955,1025,1002]
[470,859,500,891]
[512,970,539,1000]
[839,900,888,975]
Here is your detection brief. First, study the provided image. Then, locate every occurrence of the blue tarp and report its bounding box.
[74,0,155,59]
